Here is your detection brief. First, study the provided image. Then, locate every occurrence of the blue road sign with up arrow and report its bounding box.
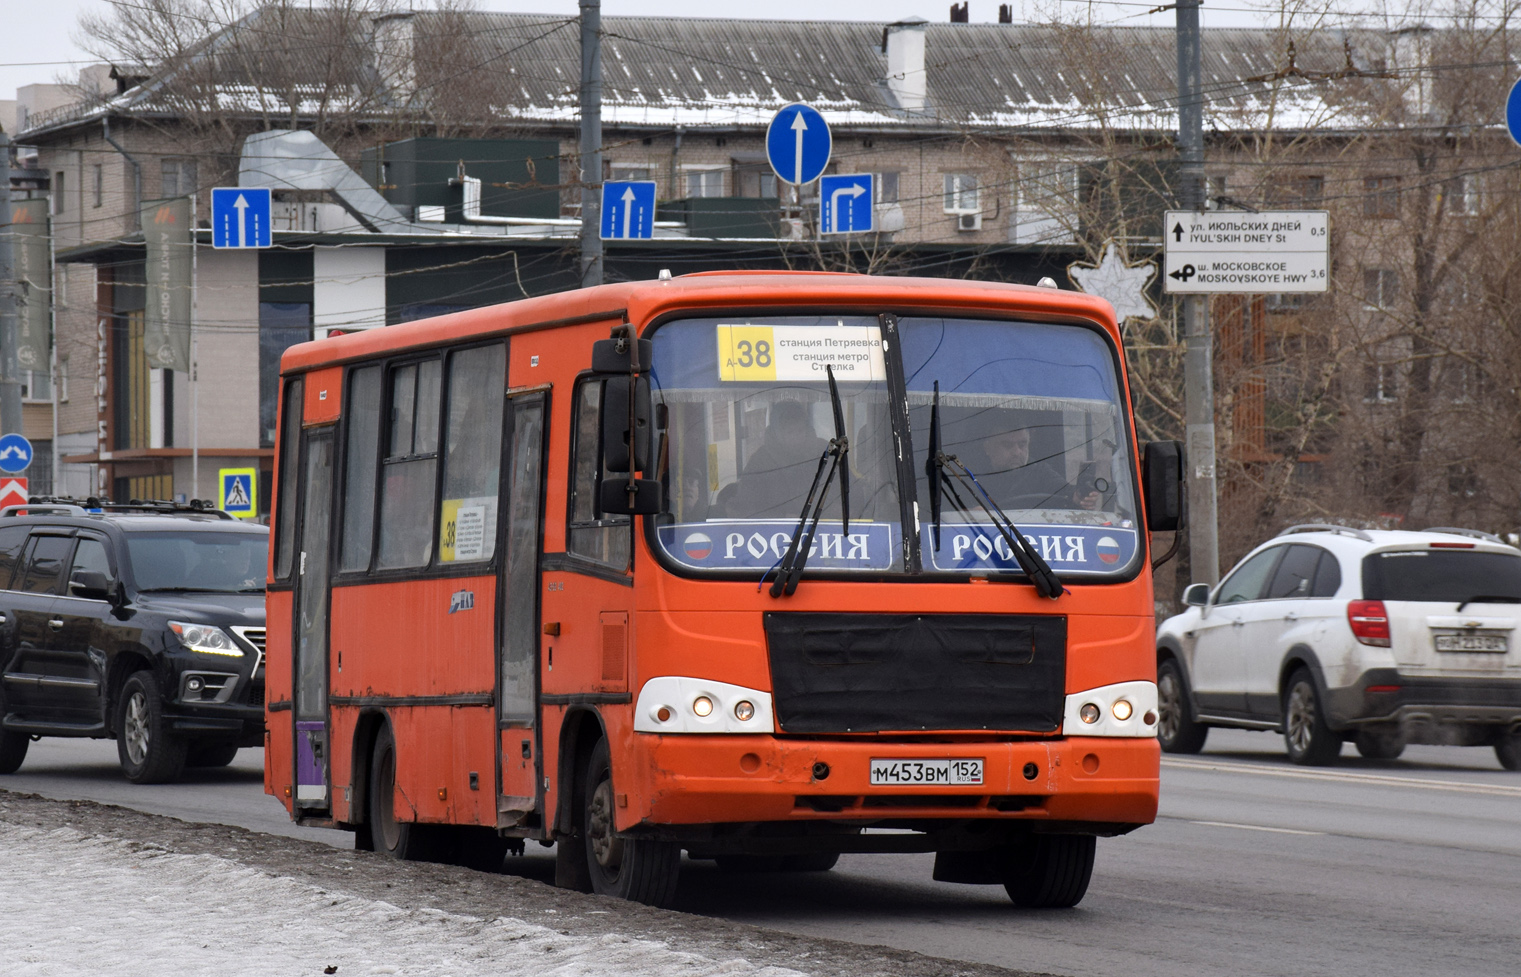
[0,434,33,474]
[766,103,832,186]
[211,188,272,249]
[600,181,657,240]
[819,174,874,235]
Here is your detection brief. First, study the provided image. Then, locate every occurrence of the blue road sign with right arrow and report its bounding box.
[0,434,33,474]
[211,187,272,249]
[600,181,657,240]
[819,173,874,235]
[766,103,832,186]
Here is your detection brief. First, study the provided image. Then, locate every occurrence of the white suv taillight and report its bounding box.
[1348,599,1391,647]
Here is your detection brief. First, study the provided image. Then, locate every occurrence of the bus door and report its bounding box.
[292,426,336,811]
[498,389,547,827]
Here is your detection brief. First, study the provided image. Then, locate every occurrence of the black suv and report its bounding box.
[0,499,267,783]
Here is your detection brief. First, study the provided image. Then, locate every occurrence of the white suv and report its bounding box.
[1156,524,1521,767]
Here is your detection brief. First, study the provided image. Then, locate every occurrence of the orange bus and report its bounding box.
[265,272,1181,908]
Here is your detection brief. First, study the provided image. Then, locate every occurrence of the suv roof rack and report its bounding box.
[1423,526,1505,545]
[1278,523,1374,543]
[4,496,235,521]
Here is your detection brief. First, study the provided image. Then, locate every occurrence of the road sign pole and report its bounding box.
[579,0,603,288]
[0,132,22,442]
[1177,0,1218,585]
[191,191,199,498]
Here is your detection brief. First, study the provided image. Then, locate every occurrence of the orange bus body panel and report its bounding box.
[267,273,1160,846]
[303,366,343,426]
[264,589,294,814]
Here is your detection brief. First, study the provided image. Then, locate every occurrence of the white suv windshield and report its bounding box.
[646,314,1138,579]
[1362,550,1521,604]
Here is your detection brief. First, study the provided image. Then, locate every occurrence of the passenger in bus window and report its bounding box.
[734,400,826,518]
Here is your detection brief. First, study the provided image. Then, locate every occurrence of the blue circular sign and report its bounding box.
[0,434,32,474]
[1508,78,1521,148]
[766,103,832,186]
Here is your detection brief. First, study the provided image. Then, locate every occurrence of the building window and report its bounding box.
[20,369,52,403]
[1446,174,1482,217]
[1266,175,1324,208]
[1363,268,1398,311]
[684,168,725,198]
[1363,361,1398,404]
[1265,293,1312,313]
[1363,176,1400,218]
[874,172,901,204]
[1446,464,1479,499]
[161,158,198,199]
[733,164,777,199]
[53,171,65,214]
[943,173,979,213]
[259,303,312,447]
[608,163,654,195]
[92,164,103,208]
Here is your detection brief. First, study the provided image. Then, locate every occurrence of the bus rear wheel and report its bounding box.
[1001,834,1096,908]
[582,738,680,907]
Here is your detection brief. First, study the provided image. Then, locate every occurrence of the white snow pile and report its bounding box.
[0,822,808,977]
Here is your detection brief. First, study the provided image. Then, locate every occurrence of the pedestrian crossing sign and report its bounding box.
[219,467,258,518]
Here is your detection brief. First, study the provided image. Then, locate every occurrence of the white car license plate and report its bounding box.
[869,758,984,786]
[1435,633,1508,653]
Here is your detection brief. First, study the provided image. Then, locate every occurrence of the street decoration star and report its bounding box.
[1067,242,1158,324]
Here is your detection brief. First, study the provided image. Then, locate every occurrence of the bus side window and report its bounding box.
[273,377,303,581]
[567,379,631,569]
[376,358,442,570]
[339,365,382,572]
[438,344,505,564]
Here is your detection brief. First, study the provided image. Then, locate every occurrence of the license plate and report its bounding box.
[869,758,984,786]
[1435,633,1508,653]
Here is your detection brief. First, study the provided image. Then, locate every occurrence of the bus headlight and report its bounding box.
[168,622,243,657]
[1112,699,1133,721]
[734,700,755,722]
[692,695,714,718]
[1079,703,1101,724]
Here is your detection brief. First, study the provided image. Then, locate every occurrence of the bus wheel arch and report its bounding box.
[580,737,680,907]
[348,709,388,851]
[552,707,607,892]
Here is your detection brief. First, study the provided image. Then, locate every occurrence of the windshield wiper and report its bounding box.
[768,366,850,598]
[1456,595,1521,611]
[924,382,1062,600]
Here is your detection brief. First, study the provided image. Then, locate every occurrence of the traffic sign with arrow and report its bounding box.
[818,173,874,234]
[600,181,657,240]
[766,103,832,186]
[211,188,272,249]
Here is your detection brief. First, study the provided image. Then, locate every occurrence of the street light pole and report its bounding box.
[1177,0,1219,583]
[579,0,603,288]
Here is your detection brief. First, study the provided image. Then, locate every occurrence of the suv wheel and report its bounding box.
[1157,658,1208,754]
[117,671,188,783]
[186,741,240,768]
[0,729,28,774]
[1495,730,1521,771]
[1283,669,1340,766]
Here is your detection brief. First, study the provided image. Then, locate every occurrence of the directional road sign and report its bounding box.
[819,174,874,235]
[211,187,272,249]
[1508,78,1521,148]
[0,478,26,511]
[1163,210,1329,294]
[766,103,832,186]
[219,467,258,518]
[600,181,657,240]
[0,434,33,474]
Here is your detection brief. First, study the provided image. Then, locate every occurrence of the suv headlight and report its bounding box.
[168,622,244,657]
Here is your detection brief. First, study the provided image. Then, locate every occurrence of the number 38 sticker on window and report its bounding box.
[717,324,887,382]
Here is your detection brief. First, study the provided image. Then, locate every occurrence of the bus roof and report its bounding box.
[278,272,1121,374]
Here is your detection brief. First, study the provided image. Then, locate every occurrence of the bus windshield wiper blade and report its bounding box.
[1455,595,1521,611]
[928,445,1063,600]
[768,366,849,598]
[927,381,944,551]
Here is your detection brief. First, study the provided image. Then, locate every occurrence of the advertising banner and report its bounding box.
[10,199,51,373]
[142,197,192,372]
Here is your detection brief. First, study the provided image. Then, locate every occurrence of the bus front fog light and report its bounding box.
[653,705,673,723]
[692,696,714,718]
[734,700,755,722]
[1111,699,1133,721]
[1079,703,1101,724]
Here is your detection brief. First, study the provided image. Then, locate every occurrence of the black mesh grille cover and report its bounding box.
[764,612,1067,733]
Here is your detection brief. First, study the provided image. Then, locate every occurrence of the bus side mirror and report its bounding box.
[601,375,652,473]
[1183,583,1211,607]
[600,478,662,515]
[1142,440,1184,533]
[591,337,652,374]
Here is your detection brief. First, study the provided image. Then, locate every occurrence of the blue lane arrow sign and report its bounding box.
[766,103,832,186]
[1508,78,1521,148]
[0,434,33,474]
[210,187,272,249]
[819,173,874,235]
[600,181,657,240]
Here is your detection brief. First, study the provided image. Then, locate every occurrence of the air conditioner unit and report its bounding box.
[957,212,982,232]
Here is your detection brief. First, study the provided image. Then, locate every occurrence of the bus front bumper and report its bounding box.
[625,734,1159,831]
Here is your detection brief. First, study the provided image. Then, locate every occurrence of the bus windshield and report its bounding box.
[648,313,1138,578]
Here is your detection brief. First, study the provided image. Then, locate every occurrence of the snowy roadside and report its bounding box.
[0,791,1055,977]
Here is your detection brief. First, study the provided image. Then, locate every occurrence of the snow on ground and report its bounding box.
[0,822,806,977]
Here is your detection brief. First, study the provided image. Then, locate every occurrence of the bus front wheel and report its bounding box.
[1002,834,1096,908]
[368,724,439,861]
[582,739,680,907]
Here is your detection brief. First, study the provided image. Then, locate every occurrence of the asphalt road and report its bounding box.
[4,730,1519,977]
